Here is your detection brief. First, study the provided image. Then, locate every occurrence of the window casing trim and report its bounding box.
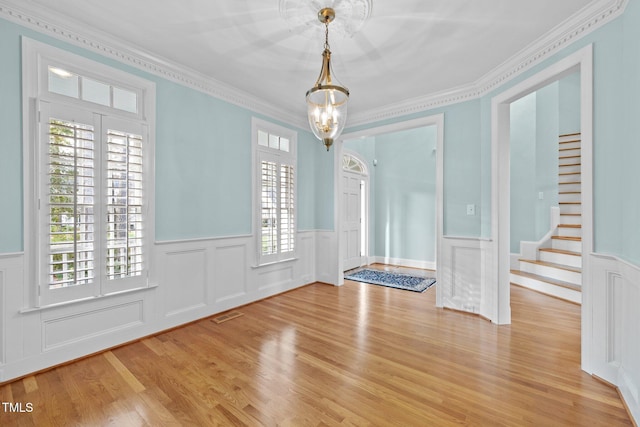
[22,37,156,308]
[251,117,298,267]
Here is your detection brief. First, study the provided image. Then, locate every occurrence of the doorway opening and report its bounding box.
[335,114,444,306]
[491,44,593,371]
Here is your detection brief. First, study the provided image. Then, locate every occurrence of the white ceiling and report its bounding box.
[6,0,599,125]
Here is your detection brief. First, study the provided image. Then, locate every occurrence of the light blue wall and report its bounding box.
[0,17,320,253]
[535,82,560,237]
[0,19,23,253]
[345,127,437,262]
[559,72,581,135]
[510,93,538,251]
[620,0,640,264]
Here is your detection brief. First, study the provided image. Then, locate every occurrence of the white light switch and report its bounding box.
[466,204,476,215]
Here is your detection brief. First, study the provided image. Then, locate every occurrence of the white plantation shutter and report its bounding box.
[46,117,96,290]
[280,164,295,254]
[261,159,278,256]
[38,103,149,306]
[106,129,144,280]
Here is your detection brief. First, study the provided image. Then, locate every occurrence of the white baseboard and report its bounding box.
[372,256,436,271]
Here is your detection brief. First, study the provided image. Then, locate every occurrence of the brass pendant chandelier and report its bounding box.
[306,8,349,151]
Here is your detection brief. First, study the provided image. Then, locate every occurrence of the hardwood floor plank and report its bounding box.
[0,275,633,426]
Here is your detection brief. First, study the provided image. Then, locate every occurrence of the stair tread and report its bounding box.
[552,235,582,241]
[559,163,581,167]
[559,147,581,151]
[560,201,581,205]
[559,155,581,159]
[560,213,581,216]
[539,248,581,257]
[511,269,581,291]
[559,132,581,137]
[559,171,581,175]
[559,224,581,228]
[559,181,581,185]
[518,259,581,273]
[559,191,581,194]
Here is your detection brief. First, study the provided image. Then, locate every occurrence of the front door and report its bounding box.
[342,170,363,271]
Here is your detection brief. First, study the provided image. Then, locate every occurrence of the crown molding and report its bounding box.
[348,0,628,127]
[0,0,628,130]
[0,1,308,130]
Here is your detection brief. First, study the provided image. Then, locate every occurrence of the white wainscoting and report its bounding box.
[0,231,317,383]
[590,253,640,423]
[438,237,491,316]
[316,231,338,285]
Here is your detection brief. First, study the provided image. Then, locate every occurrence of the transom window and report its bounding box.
[343,153,367,174]
[48,65,139,114]
[252,118,297,265]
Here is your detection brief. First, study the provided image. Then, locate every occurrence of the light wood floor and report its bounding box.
[1,268,633,426]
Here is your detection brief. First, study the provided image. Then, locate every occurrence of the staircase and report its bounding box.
[510,133,582,304]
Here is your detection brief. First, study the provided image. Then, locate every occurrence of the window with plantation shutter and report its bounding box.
[47,118,96,290]
[23,39,155,307]
[253,118,297,265]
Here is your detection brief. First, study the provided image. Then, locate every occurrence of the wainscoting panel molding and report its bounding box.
[590,253,640,423]
[42,300,144,350]
[213,244,247,304]
[163,248,208,317]
[440,237,485,315]
[316,231,338,285]
[257,265,294,292]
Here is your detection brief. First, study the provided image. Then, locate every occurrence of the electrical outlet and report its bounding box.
[466,204,475,215]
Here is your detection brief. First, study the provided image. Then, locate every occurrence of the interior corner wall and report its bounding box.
[535,82,560,237]
[510,92,538,252]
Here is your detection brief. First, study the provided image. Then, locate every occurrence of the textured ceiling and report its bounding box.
[6,0,596,125]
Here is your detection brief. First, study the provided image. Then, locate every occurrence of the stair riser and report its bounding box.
[560,203,581,215]
[552,238,582,252]
[558,227,582,238]
[519,262,582,285]
[559,141,581,150]
[559,135,581,143]
[559,192,581,203]
[558,181,581,191]
[560,215,582,226]
[510,273,582,304]
[559,148,581,157]
[539,251,582,268]
[559,157,580,166]
[559,164,581,173]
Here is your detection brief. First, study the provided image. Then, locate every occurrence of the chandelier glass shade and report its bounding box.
[306,8,349,151]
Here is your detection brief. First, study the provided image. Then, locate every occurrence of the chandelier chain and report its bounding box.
[324,21,330,50]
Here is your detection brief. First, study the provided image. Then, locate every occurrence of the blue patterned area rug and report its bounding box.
[344,268,436,293]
